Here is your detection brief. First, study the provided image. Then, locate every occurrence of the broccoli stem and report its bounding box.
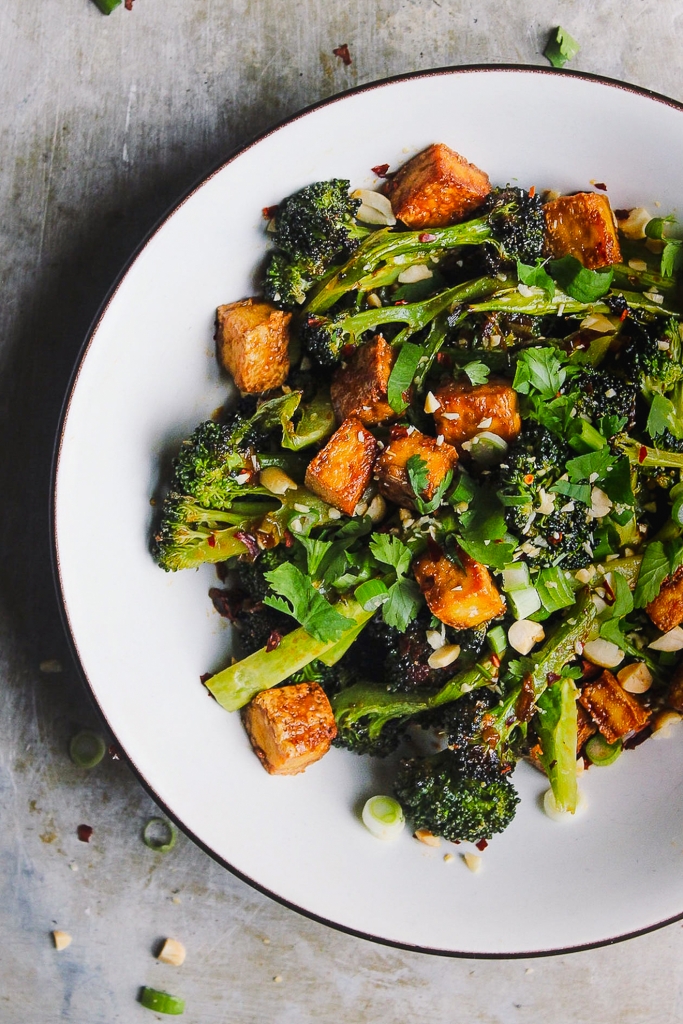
[306,219,494,314]
[205,599,374,711]
[611,263,679,298]
[613,434,683,470]
[470,286,677,318]
[534,675,579,813]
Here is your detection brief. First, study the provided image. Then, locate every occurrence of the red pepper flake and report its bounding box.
[333,43,352,66]
[283,530,295,548]
[549,531,563,545]
[266,630,283,652]
[124,0,134,8]
[475,838,488,852]
[490,654,501,669]
[523,473,534,485]
[77,824,93,843]
[638,445,648,464]
[206,534,216,548]
[529,185,536,198]
[436,352,452,368]
[234,531,260,559]
[262,205,279,220]
[418,232,437,243]
[594,182,607,191]
[546,672,560,684]
[619,309,629,322]
[393,300,408,306]
[371,163,390,178]
[108,743,121,761]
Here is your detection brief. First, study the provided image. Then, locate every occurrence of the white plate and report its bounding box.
[53,67,683,957]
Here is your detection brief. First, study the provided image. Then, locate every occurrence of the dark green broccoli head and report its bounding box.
[564,368,637,427]
[616,316,683,396]
[288,656,355,699]
[236,604,295,657]
[264,251,312,309]
[170,418,259,509]
[480,186,545,269]
[271,179,366,276]
[301,313,347,368]
[235,546,290,603]
[499,426,595,569]
[333,715,407,758]
[394,749,519,843]
[153,492,254,571]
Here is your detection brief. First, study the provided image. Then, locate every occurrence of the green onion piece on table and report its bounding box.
[69,730,106,769]
[139,987,185,1015]
[544,26,580,69]
[143,818,177,853]
[92,0,122,12]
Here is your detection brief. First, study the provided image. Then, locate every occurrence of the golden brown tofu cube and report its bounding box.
[330,336,397,426]
[216,298,291,393]
[647,567,683,633]
[577,704,598,752]
[579,670,651,744]
[413,546,504,629]
[383,143,491,229]
[242,682,337,776]
[432,379,522,450]
[304,417,378,515]
[666,662,683,712]
[543,193,622,270]
[375,429,458,510]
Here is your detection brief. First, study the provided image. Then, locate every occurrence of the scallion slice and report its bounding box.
[362,796,405,840]
[140,987,185,1015]
[536,567,575,614]
[354,579,389,612]
[69,730,106,769]
[502,562,531,592]
[585,734,623,767]
[507,585,542,620]
[486,625,508,657]
[143,818,177,853]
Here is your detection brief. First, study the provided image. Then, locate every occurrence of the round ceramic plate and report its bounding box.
[53,67,683,957]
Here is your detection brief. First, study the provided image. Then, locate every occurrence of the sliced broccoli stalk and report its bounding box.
[205,598,374,712]
[470,285,678,318]
[306,186,543,314]
[612,434,683,470]
[534,675,579,813]
[302,276,500,367]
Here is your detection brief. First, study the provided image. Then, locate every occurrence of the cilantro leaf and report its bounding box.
[458,535,517,569]
[387,341,422,413]
[565,447,616,483]
[647,392,683,440]
[382,577,422,632]
[513,347,567,400]
[633,541,670,608]
[263,563,353,643]
[549,479,591,505]
[406,454,453,515]
[548,255,613,303]
[600,457,634,506]
[516,260,555,300]
[462,360,491,386]
[544,25,580,69]
[661,240,683,278]
[369,534,412,577]
[296,536,334,577]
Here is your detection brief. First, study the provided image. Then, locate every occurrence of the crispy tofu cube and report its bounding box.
[413,546,504,629]
[666,662,683,712]
[216,298,291,393]
[375,429,458,510]
[543,192,622,270]
[432,379,522,450]
[242,682,337,775]
[383,143,491,229]
[330,336,397,426]
[647,567,683,633]
[576,703,598,752]
[579,670,651,744]
[304,417,378,515]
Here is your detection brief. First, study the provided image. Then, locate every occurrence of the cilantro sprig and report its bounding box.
[263,563,354,643]
[406,455,453,515]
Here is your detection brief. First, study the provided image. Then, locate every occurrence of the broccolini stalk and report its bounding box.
[611,263,679,299]
[534,675,580,813]
[613,434,683,470]
[470,286,677,318]
[205,599,374,712]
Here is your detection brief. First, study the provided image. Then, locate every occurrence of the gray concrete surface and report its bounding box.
[3,1,683,1021]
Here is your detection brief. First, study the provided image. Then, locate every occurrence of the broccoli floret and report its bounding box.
[235,547,291,603]
[498,427,594,569]
[394,748,519,843]
[333,716,408,758]
[476,185,545,271]
[564,367,637,427]
[236,604,295,657]
[171,418,264,509]
[264,251,312,308]
[616,316,683,395]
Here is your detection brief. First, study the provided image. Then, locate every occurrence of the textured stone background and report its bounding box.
[2,1,683,1021]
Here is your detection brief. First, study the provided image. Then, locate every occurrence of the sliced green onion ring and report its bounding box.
[354,578,389,612]
[69,730,106,769]
[143,818,177,853]
[671,493,683,528]
[140,987,185,1015]
[362,795,405,840]
[585,734,623,767]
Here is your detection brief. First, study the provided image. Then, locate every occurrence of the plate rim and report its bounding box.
[50,63,683,959]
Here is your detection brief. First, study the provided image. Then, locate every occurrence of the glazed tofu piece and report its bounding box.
[330,336,397,426]
[383,143,491,229]
[646,567,683,632]
[304,417,378,515]
[579,670,651,744]
[375,429,458,510]
[576,703,598,752]
[216,298,291,393]
[543,192,622,270]
[242,682,337,775]
[432,379,522,450]
[413,546,504,629]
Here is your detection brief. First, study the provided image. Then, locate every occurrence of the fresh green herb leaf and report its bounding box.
[369,534,413,577]
[661,240,683,278]
[600,457,635,506]
[516,260,555,300]
[598,414,627,439]
[549,479,592,505]
[449,470,477,506]
[296,536,334,577]
[406,454,453,514]
[633,541,670,608]
[457,535,517,569]
[548,255,613,303]
[513,347,567,400]
[544,25,580,69]
[610,571,635,619]
[526,393,576,438]
[387,341,423,413]
[647,392,683,439]
[382,577,423,632]
[565,447,616,483]
[645,216,676,240]
[462,360,491,386]
[263,563,353,643]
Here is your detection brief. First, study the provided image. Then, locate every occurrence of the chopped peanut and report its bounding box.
[158,938,187,967]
